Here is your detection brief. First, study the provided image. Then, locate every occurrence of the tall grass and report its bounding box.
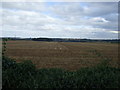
[2,56,120,88]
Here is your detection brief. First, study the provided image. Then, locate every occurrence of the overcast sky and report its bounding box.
[1,2,119,39]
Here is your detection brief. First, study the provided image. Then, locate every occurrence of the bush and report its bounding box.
[2,57,120,88]
[2,57,36,88]
[2,57,17,70]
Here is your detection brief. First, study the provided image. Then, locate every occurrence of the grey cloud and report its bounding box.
[84,2,118,17]
[91,31,118,39]
[48,2,118,31]
[1,2,118,39]
[103,13,118,22]
[2,2,45,12]
[49,2,118,17]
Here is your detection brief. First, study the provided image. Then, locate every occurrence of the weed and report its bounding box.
[2,38,7,57]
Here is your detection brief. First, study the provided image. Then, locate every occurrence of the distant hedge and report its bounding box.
[2,57,120,88]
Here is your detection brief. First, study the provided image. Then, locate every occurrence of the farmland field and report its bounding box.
[5,40,119,71]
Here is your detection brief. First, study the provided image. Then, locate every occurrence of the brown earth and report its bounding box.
[5,40,119,71]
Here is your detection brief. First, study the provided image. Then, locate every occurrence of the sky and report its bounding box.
[1,2,119,39]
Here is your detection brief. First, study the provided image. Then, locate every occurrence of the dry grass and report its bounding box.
[5,40,119,71]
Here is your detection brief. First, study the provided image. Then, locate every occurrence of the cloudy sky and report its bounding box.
[1,2,119,39]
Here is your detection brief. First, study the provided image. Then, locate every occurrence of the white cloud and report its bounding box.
[109,31,119,34]
[1,2,118,39]
[90,17,109,23]
[2,2,46,12]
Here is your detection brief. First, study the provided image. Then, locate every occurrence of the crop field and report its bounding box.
[5,40,119,71]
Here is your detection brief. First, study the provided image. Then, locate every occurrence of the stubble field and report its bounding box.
[5,40,119,71]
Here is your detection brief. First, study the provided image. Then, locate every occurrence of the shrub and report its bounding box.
[2,57,17,70]
[2,57,36,88]
[2,57,120,88]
